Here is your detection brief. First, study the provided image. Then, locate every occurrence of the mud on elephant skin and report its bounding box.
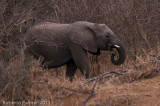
[24,21,126,80]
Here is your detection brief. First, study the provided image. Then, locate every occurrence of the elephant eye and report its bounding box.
[105,34,109,38]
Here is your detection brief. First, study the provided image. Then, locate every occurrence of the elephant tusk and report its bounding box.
[114,45,120,48]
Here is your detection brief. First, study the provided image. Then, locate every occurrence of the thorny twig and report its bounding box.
[86,68,129,83]
[83,78,98,106]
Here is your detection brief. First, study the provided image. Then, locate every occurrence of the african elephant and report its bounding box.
[24,21,126,80]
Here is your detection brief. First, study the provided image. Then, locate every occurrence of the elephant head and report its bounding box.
[69,21,126,65]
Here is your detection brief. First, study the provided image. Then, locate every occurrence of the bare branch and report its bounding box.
[83,79,98,106]
[86,68,129,83]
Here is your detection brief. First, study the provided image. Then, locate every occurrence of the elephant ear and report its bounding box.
[69,22,98,53]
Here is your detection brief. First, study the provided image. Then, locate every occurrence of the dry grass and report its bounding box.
[0,0,160,106]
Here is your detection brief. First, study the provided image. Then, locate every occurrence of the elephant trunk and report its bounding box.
[111,42,126,65]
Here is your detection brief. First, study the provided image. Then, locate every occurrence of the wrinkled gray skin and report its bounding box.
[25,21,126,80]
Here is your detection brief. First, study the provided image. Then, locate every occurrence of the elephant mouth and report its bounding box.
[108,45,120,51]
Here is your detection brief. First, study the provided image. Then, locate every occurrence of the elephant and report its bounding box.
[24,21,126,80]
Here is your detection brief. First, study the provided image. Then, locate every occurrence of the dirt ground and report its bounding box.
[62,74,160,106]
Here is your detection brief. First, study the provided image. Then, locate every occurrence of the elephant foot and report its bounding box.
[85,72,89,79]
[66,60,77,81]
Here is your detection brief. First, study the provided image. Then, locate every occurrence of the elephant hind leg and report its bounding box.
[66,60,77,81]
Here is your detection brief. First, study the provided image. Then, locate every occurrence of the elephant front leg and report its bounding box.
[69,44,90,79]
[66,60,77,81]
